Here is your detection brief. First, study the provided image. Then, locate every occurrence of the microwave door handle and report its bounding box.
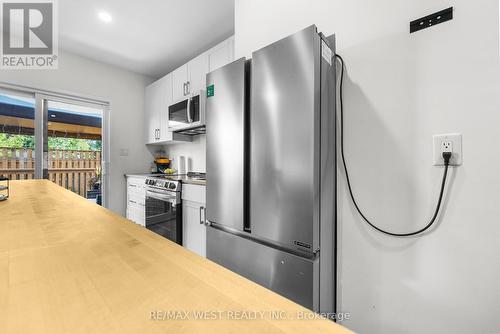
[186,98,192,123]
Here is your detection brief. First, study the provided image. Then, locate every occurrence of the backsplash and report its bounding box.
[163,135,206,173]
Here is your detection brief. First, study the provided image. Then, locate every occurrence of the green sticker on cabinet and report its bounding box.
[207,84,214,97]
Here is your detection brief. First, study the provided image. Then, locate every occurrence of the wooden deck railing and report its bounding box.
[0,147,101,197]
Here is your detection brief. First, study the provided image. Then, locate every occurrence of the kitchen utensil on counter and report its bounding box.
[154,157,171,174]
[177,156,186,175]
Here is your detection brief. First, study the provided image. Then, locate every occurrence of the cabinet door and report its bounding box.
[187,54,209,94]
[183,201,206,257]
[145,82,160,143]
[208,38,234,72]
[172,64,188,102]
[157,74,173,142]
[127,180,146,226]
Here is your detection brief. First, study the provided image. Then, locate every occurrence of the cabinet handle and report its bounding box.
[157,128,160,140]
[204,207,208,225]
[199,206,205,224]
[183,82,187,96]
[186,81,190,95]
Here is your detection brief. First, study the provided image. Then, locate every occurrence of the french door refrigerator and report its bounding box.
[206,25,336,314]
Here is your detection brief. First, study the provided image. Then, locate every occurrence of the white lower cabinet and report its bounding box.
[182,184,206,257]
[126,177,146,226]
[182,200,206,257]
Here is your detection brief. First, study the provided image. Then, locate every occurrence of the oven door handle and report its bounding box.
[146,190,176,202]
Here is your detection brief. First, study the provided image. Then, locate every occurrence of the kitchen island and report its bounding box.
[0,180,351,334]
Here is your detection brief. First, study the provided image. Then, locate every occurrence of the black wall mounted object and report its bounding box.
[410,7,453,33]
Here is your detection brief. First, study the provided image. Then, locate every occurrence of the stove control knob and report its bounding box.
[164,182,170,188]
[169,183,176,190]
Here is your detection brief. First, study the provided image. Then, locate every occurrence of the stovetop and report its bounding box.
[152,172,206,181]
[145,172,206,191]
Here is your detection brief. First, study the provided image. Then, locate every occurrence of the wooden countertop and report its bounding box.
[0,180,352,334]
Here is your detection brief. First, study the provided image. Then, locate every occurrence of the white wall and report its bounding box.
[0,50,154,216]
[235,0,500,333]
[161,136,206,173]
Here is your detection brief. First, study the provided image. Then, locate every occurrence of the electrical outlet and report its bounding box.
[433,133,462,166]
[441,140,452,153]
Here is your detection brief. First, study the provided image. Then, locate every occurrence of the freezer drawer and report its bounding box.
[207,226,317,309]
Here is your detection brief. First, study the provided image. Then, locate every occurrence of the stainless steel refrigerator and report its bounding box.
[206,25,336,314]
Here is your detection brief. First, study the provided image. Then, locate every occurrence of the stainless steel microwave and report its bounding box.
[168,90,206,131]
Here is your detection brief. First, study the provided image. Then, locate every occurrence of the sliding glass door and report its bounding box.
[45,98,105,204]
[0,86,109,207]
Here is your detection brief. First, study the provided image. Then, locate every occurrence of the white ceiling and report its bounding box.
[59,0,234,78]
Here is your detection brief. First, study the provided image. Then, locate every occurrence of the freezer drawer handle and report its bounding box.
[208,222,319,260]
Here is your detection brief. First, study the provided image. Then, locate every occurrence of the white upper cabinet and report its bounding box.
[145,36,234,145]
[187,54,209,94]
[158,74,173,141]
[172,54,209,101]
[145,80,160,144]
[172,64,188,102]
[208,37,235,73]
[145,73,172,144]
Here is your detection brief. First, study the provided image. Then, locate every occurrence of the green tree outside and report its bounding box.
[0,134,101,151]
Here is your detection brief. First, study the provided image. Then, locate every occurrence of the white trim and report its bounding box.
[0,81,110,106]
[101,104,111,208]
[0,86,35,99]
[34,94,45,179]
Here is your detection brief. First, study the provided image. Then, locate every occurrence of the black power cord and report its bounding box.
[335,54,451,237]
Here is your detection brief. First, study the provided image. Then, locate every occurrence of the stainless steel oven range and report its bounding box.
[144,177,182,244]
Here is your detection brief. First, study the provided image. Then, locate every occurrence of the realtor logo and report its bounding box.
[1,0,58,69]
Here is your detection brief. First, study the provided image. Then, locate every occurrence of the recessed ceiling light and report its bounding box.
[98,11,112,23]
